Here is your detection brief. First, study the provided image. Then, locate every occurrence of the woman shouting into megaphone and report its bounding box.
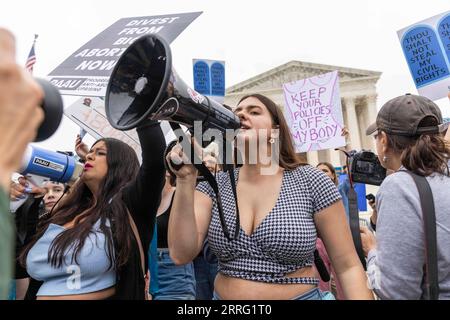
[167,93,373,300]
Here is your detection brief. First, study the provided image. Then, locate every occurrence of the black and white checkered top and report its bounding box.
[196,165,341,284]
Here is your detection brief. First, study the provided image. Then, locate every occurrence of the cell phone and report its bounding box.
[79,128,87,140]
[366,193,375,202]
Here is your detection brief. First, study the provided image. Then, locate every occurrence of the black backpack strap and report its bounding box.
[404,171,439,300]
[347,187,367,270]
[314,249,331,282]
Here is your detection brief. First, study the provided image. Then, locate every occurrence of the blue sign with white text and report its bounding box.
[438,14,450,63]
[193,59,225,100]
[211,62,225,96]
[193,61,210,95]
[401,26,450,88]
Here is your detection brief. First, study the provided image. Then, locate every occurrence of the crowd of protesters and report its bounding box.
[1,27,450,300]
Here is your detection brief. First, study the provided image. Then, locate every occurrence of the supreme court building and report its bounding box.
[223,60,382,168]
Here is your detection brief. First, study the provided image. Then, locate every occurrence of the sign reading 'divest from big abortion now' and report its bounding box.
[48,12,202,97]
[398,10,450,101]
[282,71,346,153]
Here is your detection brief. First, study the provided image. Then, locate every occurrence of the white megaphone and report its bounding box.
[10,145,83,212]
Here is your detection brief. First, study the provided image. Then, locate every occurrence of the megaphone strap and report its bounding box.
[168,122,239,241]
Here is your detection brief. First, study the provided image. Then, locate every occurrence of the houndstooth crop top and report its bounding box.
[196,165,341,284]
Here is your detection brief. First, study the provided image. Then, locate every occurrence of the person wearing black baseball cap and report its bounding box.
[360,94,450,300]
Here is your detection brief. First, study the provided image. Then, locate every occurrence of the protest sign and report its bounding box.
[64,97,175,163]
[282,71,346,153]
[193,59,225,103]
[398,10,450,100]
[48,12,202,97]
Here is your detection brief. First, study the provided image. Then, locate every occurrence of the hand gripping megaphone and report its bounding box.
[10,145,83,212]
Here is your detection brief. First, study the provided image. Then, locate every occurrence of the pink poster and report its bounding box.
[283,71,346,153]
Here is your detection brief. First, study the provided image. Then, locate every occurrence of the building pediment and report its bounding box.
[226,60,381,94]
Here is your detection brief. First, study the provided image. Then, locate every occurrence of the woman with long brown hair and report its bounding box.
[361,94,450,299]
[167,93,372,300]
[19,121,166,300]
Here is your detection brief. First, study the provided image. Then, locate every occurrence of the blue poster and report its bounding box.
[354,183,367,212]
[193,61,211,95]
[211,62,225,96]
[401,26,450,88]
[398,11,450,101]
[338,174,367,212]
[438,14,450,63]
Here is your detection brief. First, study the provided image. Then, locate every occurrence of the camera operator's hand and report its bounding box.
[75,134,89,161]
[10,176,45,201]
[360,226,377,257]
[0,28,44,190]
[166,142,198,182]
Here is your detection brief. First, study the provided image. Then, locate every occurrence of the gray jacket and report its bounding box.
[367,165,450,299]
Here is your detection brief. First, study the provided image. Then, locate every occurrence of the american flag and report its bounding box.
[25,34,38,74]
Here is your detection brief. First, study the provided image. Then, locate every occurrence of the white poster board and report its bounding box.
[283,71,346,153]
[64,97,175,163]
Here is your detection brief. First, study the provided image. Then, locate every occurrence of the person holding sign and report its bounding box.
[360,94,450,299]
[167,93,372,300]
[18,121,166,300]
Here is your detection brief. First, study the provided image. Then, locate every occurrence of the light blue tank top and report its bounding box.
[26,219,116,296]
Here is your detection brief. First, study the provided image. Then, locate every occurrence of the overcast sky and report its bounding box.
[1,0,449,151]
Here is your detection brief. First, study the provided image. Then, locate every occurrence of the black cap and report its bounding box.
[366,94,445,136]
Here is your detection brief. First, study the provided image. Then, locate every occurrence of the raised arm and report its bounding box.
[166,143,213,265]
[122,121,166,251]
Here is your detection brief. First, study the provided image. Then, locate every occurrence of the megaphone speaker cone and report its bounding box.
[105,34,240,133]
[105,34,172,130]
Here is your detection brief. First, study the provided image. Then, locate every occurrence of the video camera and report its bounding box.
[348,150,386,186]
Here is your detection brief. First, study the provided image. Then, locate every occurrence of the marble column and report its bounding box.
[366,94,378,152]
[344,97,362,151]
[307,151,319,166]
[328,148,342,167]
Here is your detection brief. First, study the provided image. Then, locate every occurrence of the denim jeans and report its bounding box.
[152,248,196,300]
[193,255,218,300]
[213,287,335,300]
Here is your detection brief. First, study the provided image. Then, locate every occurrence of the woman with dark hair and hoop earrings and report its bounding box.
[18,121,166,300]
[167,93,372,300]
[361,94,450,299]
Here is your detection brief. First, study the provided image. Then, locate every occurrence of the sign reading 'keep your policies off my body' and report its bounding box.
[282,71,346,153]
